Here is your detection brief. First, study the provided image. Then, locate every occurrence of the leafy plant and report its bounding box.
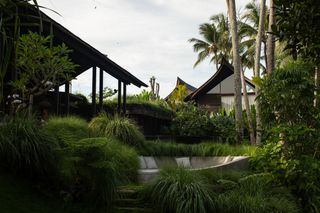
[12,32,77,110]
[0,113,57,178]
[146,167,214,213]
[171,102,213,137]
[211,115,236,144]
[89,113,145,147]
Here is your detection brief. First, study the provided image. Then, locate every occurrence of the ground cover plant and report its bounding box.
[140,140,256,157]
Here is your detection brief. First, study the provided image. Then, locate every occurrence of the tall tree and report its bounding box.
[240,0,269,70]
[254,0,266,145]
[226,0,243,143]
[189,14,231,71]
[266,0,275,73]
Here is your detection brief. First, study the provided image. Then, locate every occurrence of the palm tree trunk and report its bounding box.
[254,0,266,145]
[314,66,319,107]
[266,0,275,73]
[227,0,243,143]
[241,67,256,145]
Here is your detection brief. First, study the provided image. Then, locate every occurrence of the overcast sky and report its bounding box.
[37,0,251,98]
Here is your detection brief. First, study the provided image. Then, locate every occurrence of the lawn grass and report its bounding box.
[0,171,84,213]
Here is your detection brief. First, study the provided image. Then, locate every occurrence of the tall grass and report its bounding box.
[0,114,57,178]
[89,113,145,147]
[44,116,93,147]
[146,167,214,213]
[140,140,256,157]
[67,137,139,211]
[215,173,301,213]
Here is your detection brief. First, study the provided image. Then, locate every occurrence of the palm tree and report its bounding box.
[254,0,266,145]
[189,14,231,71]
[266,0,275,73]
[226,0,243,143]
[240,0,269,71]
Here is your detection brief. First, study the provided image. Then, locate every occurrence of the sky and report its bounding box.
[37,0,251,98]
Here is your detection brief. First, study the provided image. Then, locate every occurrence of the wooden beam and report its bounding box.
[65,82,70,115]
[99,67,103,111]
[55,85,60,115]
[117,80,122,114]
[123,83,127,114]
[92,66,97,116]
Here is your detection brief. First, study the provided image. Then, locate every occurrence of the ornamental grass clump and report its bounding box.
[89,113,145,147]
[44,116,92,147]
[147,167,214,213]
[0,114,57,178]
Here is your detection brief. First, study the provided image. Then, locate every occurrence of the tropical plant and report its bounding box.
[189,13,231,70]
[253,61,320,212]
[11,32,77,112]
[0,113,57,178]
[211,115,237,144]
[167,84,187,111]
[273,0,320,64]
[65,137,139,211]
[146,167,214,213]
[89,113,145,147]
[215,173,301,213]
[44,116,93,147]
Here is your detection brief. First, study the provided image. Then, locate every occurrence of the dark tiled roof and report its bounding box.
[185,58,255,101]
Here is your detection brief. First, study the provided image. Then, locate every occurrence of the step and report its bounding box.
[117,189,139,199]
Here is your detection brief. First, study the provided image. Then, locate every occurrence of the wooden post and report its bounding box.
[99,67,104,111]
[92,66,97,116]
[123,83,127,114]
[117,80,122,115]
[55,85,59,115]
[65,82,70,115]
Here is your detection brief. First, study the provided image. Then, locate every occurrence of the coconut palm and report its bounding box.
[239,0,269,71]
[189,14,231,71]
[227,0,243,143]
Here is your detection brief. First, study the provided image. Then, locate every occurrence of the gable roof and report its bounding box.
[185,58,255,101]
[19,5,147,88]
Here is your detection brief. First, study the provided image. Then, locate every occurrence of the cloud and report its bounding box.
[38,0,251,98]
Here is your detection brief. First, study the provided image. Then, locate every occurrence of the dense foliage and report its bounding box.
[253,61,320,212]
[171,102,213,137]
[64,137,139,211]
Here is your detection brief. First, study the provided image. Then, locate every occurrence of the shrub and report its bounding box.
[0,114,57,178]
[66,137,139,211]
[44,116,92,147]
[211,115,236,144]
[215,174,301,213]
[89,113,145,147]
[171,102,213,137]
[147,167,214,213]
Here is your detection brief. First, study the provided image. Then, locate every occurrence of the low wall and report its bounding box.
[138,156,249,183]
